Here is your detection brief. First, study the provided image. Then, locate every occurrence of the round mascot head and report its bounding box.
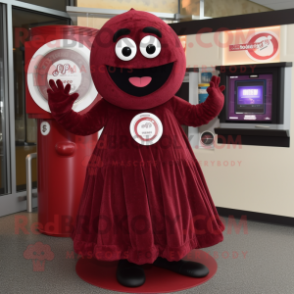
[90,9,186,110]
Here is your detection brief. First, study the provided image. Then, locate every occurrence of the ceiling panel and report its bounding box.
[251,0,294,4]
[250,0,294,10]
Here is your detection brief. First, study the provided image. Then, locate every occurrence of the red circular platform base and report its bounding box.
[76,249,217,293]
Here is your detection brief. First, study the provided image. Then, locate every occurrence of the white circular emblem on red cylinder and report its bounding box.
[27,39,97,113]
[130,113,163,145]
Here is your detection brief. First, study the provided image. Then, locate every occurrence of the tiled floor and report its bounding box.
[0,209,294,294]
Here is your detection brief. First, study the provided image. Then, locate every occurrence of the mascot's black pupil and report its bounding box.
[122,47,131,57]
[146,44,156,54]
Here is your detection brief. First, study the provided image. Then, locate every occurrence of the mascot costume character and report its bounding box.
[48,9,225,288]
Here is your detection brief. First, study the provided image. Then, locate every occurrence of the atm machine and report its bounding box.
[170,23,294,218]
[215,63,291,147]
[176,25,292,149]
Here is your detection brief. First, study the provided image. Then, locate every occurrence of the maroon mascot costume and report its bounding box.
[48,9,225,288]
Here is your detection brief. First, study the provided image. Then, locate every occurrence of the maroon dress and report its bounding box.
[49,93,225,265]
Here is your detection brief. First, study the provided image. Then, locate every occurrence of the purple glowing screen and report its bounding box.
[237,85,263,105]
[227,74,273,121]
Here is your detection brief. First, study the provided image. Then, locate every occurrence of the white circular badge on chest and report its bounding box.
[130,113,163,146]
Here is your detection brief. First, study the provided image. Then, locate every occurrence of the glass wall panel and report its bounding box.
[77,0,178,13]
[203,0,271,18]
[77,15,110,29]
[16,0,69,12]
[12,8,69,191]
[0,4,9,196]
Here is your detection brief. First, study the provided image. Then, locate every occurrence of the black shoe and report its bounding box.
[116,259,146,287]
[153,257,209,278]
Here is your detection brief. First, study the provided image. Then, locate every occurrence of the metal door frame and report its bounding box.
[0,0,70,217]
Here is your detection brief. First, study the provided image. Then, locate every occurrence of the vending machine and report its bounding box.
[25,25,99,237]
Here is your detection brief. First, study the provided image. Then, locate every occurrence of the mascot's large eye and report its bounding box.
[140,35,161,59]
[115,37,137,61]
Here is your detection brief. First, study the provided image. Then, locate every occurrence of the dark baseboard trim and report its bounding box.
[216,207,294,227]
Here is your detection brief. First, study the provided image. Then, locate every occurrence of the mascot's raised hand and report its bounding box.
[207,76,225,99]
[47,79,79,114]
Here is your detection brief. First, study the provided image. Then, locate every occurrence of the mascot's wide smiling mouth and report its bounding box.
[106,62,174,97]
